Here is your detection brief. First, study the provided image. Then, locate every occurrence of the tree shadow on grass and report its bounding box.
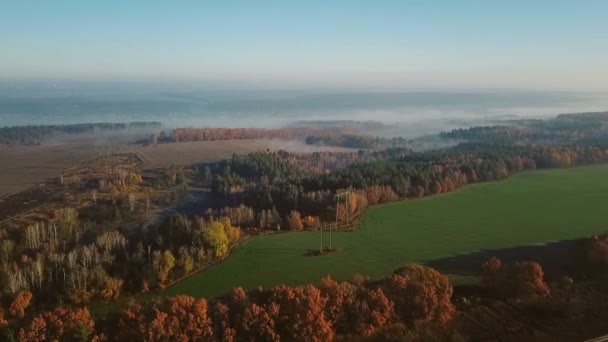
[233,247,344,257]
[235,247,309,255]
[425,239,582,281]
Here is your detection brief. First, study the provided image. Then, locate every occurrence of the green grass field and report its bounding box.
[164,164,608,298]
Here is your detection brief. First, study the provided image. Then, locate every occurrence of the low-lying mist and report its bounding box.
[2,83,607,139]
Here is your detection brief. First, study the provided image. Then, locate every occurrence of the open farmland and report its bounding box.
[0,137,355,198]
[129,139,356,169]
[164,164,608,298]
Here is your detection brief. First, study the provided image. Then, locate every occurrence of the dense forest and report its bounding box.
[0,122,161,145]
[305,134,412,149]
[170,127,351,143]
[169,121,388,143]
[288,120,384,130]
[440,111,608,145]
[203,143,608,229]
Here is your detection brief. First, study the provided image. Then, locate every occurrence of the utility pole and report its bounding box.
[320,222,323,253]
[333,202,337,250]
[333,191,350,250]
[346,192,350,224]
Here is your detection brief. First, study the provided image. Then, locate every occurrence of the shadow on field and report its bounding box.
[235,247,308,255]
[425,239,584,281]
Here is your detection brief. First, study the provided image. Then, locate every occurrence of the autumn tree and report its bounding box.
[18,307,94,342]
[443,178,455,192]
[287,211,304,231]
[511,156,524,171]
[320,276,394,336]
[224,219,241,245]
[100,277,124,301]
[203,220,230,258]
[10,291,32,319]
[0,309,7,327]
[140,295,214,341]
[202,218,240,257]
[152,250,175,286]
[366,186,382,205]
[481,256,503,296]
[579,235,608,274]
[117,300,144,341]
[337,204,347,222]
[269,285,334,341]
[415,185,425,198]
[240,303,280,342]
[349,287,395,336]
[227,287,248,323]
[209,287,248,341]
[389,265,455,324]
[347,192,358,215]
[319,277,356,333]
[481,258,550,300]
[178,247,194,275]
[303,216,321,229]
[431,181,442,194]
[211,303,237,342]
[511,261,550,300]
[18,317,46,342]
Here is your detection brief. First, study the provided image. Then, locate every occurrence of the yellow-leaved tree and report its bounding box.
[203,219,241,258]
[204,221,230,258]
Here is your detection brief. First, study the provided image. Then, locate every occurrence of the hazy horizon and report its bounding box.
[2,2,608,131]
[1,82,607,133]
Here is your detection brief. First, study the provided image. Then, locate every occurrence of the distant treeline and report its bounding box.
[305,134,412,149]
[170,127,351,143]
[0,121,161,146]
[288,120,384,130]
[556,111,608,121]
[440,111,608,145]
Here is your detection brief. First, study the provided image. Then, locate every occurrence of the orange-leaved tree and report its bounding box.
[481,258,550,300]
[18,307,94,342]
[140,295,214,341]
[269,285,334,341]
[241,303,280,342]
[10,291,33,319]
[389,265,455,324]
[287,211,304,231]
[481,256,503,296]
[319,276,394,336]
[511,261,550,299]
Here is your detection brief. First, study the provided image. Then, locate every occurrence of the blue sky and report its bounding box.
[1,1,607,90]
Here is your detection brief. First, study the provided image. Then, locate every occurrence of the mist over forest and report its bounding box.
[2,81,607,137]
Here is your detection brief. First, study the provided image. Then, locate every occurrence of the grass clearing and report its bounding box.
[163,165,608,298]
